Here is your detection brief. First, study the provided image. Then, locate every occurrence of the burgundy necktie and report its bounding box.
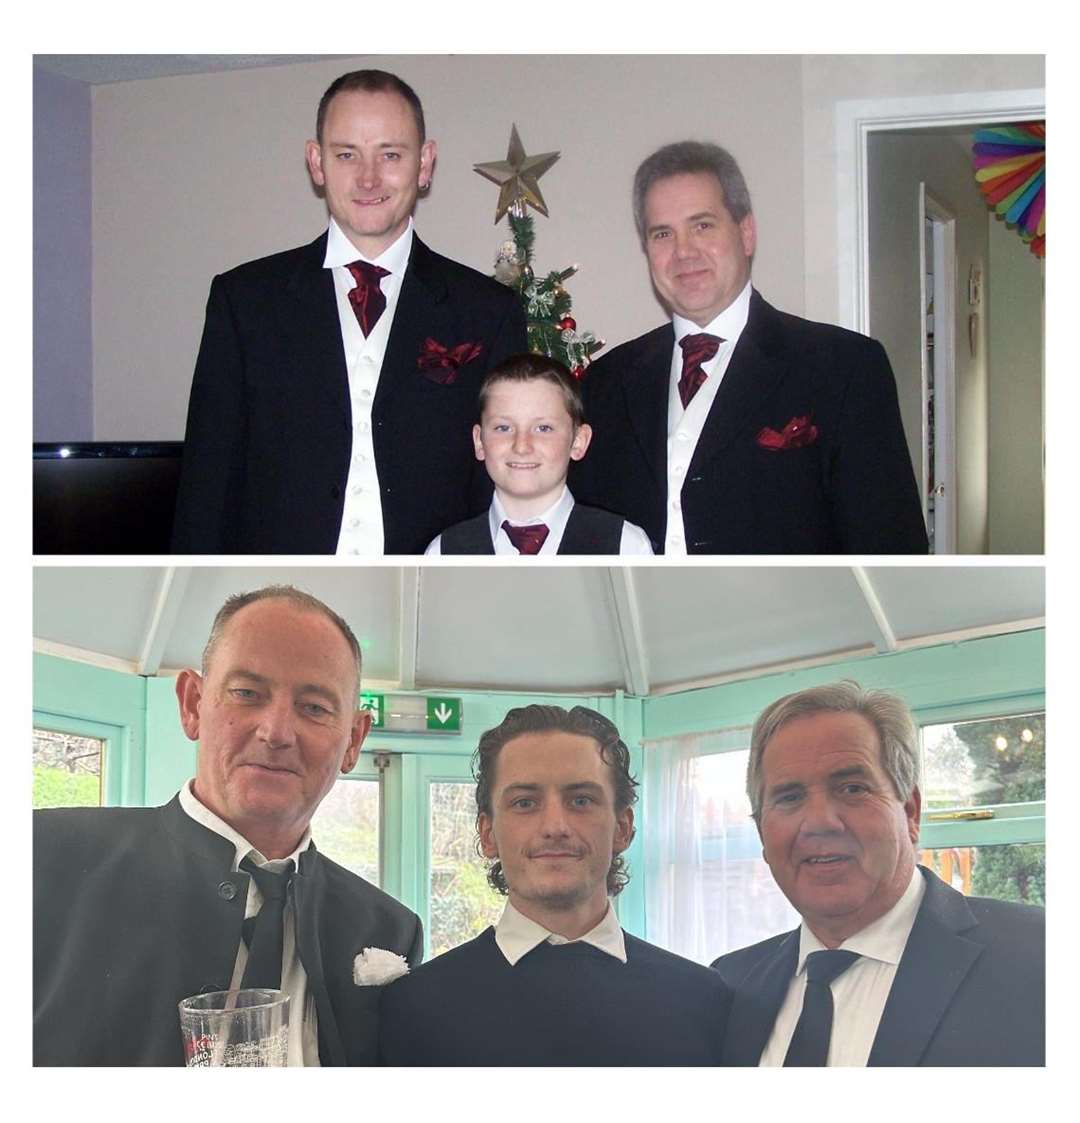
[678,332,723,409]
[345,260,390,337]
[502,521,550,555]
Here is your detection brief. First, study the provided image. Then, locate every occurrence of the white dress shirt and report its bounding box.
[325,217,414,556]
[493,900,627,966]
[759,868,926,1066]
[425,486,654,555]
[664,279,753,555]
[178,780,321,1067]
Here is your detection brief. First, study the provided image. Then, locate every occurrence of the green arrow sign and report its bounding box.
[359,692,385,729]
[426,696,462,732]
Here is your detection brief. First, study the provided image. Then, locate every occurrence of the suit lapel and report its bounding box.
[723,930,799,1065]
[284,234,350,394]
[292,848,346,1067]
[868,869,984,1066]
[689,290,790,475]
[620,324,673,492]
[374,235,450,415]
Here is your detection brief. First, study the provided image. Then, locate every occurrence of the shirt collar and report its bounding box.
[672,278,753,348]
[796,865,926,972]
[323,216,414,275]
[494,899,627,966]
[489,486,575,541]
[178,779,312,871]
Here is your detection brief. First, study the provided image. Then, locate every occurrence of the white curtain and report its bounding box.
[642,726,798,965]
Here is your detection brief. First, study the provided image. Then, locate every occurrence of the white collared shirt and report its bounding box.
[178,781,321,1067]
[759,867,926,1066]
[664,279,753,555]
[326,217,414,556]
[493,899,627,966]
[424,486,654,555]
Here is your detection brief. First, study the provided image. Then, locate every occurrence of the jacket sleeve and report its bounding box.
[171,275,249,553]
[829,339,929,553]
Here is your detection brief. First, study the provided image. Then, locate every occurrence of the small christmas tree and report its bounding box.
[475,125,603,377]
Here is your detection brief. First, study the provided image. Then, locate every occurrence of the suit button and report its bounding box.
[218,881,237,900]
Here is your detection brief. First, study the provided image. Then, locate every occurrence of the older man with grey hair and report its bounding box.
[572,140,927,555]
[711,680,1044,1066]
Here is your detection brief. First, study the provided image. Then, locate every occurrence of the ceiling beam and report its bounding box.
[850,566,897,652]
[398,567,420,690]
[605,567,650,697]
[137,567,192,675]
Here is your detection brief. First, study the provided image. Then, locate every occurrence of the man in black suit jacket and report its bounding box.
[572,141,927,554]
[34,585,422,1065]
[710,681,1044,1066]
[172,69,526,554]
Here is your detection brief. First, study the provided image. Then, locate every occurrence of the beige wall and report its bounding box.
[988,214,1044,553]
[89,53,1043,442]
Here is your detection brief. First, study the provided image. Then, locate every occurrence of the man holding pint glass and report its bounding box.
[33,586,421,1066]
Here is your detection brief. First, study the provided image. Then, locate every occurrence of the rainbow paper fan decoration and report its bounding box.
[973,122,1045,258]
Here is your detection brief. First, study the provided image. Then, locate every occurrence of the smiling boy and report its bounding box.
[426,353,652,555]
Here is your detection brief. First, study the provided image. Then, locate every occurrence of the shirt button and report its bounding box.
[676,431,691,442]
[671,498,682,512]
[349,517,361,528]
[217,882,236,901]
[674,464,685,477]
[361,388,372,399]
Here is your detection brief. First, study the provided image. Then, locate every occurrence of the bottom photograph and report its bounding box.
[31,564,1046,1067]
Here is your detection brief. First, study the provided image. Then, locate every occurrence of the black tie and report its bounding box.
[239,857,295,991]
[783,949,860,1067]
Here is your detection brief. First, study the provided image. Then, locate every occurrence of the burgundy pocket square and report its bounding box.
[756,415,819,451]
[417,338,484,385]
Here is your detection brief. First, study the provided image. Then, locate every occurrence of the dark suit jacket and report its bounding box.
[711,867,1044,1066]
[573,290,928,554]
[33,797,423,1066]
[171,232,526,554]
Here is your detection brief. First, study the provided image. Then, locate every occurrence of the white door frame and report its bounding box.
[835,87,1045,333]
[920,188,958,553]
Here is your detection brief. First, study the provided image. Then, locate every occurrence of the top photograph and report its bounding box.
[32,54,1046,556]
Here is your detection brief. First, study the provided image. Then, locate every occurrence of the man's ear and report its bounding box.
[613,805,634,855]
[478,812,498,859]
[904,785,922,845]
[472,423,486,461]
[342,707,373,775]
[175,669,204,742]
[418,139,438,191]
[305,139,326,188]
[739,212,757,259]
[569,422,592,461]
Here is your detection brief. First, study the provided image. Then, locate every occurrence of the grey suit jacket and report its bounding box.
[33,796,422,1066]
[711,866,1044,1065]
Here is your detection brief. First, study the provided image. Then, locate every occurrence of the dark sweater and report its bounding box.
[379,926,730,1065]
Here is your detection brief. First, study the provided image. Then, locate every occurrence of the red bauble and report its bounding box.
[558,316,577,331]
[571,365,585,380]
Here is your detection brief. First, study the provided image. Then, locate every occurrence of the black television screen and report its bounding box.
[34,442,184,554]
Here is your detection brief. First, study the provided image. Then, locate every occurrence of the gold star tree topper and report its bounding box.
[474,124,560,223]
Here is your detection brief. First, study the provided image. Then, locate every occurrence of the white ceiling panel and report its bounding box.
[32,565,1044,695]
[635,567,877,689]
[867,567,1045,640]
[33,567,167,663]
[415,568,625,693]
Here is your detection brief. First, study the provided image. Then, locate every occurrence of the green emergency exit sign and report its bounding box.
[359,692,385,728]
[426,696,462,732]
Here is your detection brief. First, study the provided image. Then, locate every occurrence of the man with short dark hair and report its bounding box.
[378,705,730,1065]
[712,681,1044,1066]
[573,141,928,554]
[172,69,526,554]
[34,585,422,1066]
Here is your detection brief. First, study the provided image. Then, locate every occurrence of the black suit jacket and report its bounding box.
[33,798,423,1066]
[573,290,928,554]
[172,233,526,554]
[711,867,1044,1066]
